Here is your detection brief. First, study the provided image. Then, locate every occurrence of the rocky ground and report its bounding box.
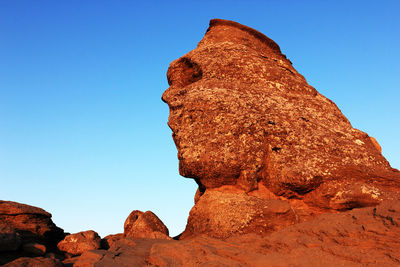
[1,19,399,266]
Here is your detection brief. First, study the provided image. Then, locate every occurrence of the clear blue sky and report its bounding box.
[1,1,399,237]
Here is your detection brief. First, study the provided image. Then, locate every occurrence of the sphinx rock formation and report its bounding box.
[1,19,400,266]
[162,18,400,239]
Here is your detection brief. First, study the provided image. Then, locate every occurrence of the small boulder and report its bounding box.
[0,201,64,249]
[124,211,170,239]
[101,233,124,249]
[57,230,101,256]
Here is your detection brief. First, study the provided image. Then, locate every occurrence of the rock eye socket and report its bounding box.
[167,57,203,87]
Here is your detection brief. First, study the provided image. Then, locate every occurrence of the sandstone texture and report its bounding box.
[181,189,297,239]
[124,210,170,239]
[2,19,400,266]
[162,18,400,239]
[162,19,399,195]
[57,230,101,256]
[65,19,400,266]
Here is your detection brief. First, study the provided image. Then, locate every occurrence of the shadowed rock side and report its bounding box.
[0,201,65,265]
[162,18,400,239]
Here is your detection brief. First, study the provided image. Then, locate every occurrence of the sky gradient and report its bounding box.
[1,0,399,237]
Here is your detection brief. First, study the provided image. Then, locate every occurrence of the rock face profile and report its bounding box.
[1,19,400,266]
[162,18,400,239]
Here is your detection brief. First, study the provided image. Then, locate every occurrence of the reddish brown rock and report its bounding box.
[69,201,400,266]
[75,238,169,266]
[162,18,399,194]
[0,201,64,248]
[3,256,62,267]
[57,230,101,256]
[73,250,107,267]
[0,201,64,265]
[181,189,297,239]
[124,210,170,239]
[370,136,382,153]
[148,200,400,266]
[101,233,124,249]
[163,18,400,238]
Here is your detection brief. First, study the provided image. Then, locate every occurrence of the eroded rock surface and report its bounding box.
[124,210,170,239]
[57,230,101,256]
[163,18,399,195]
[162,18,400,238]
[2,18,399,267]
[101,233,124,250]
[67,200,400,266]
[181,189,297,239]
[0,201,65,265]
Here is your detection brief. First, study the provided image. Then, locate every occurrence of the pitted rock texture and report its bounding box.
[57,230,101,256]
[162,19,400,240]
[124,210,170,239]
[162,19,400,202]
[181,189,297,239]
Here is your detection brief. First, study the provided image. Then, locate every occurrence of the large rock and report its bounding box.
[0,201,64,265]
[162,18,400,238]
[124,210,170,239]
[57,230,101,256]
[0,201,64,248]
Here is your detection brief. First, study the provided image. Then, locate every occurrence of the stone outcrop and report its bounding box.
[2,19,399,266]
[0,201,65,265]
[124,210,170,239]
[60,200,400,266]
[57,230,101,256]
[162,18,400,238]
